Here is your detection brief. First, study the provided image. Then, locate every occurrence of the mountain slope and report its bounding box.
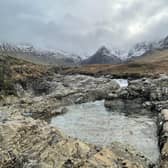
[128,35,168,63]
[0,43,81,66]
[127,42,154,58]
[62,48,168,78]
[127,35,168,60]
[82,46,121,65]
[130,49,168,63]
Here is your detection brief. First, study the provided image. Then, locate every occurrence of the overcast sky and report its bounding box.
[0,0,168,55]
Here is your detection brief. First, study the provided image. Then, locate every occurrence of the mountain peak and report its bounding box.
[82,46,121,65]
[96,46,111,56]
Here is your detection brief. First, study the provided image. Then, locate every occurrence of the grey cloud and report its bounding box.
[0,0,167,55]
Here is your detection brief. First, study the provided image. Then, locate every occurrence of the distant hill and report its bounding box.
[82,46,121,65]
[0,43,81,66]
[62,46,168,78]
[129,48,168,64]
[128,35,168,64]
[0,35,168,67]
[127,35,168,60]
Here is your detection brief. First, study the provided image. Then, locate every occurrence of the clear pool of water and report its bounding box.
[50,100,159,162]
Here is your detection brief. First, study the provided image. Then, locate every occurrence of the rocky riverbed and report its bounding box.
[1,73,168,167]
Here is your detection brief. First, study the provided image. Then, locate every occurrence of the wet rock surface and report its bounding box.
[1,73,168,167]
[0,74,119,120]
[105,75,168,113]
[0,74,153,168]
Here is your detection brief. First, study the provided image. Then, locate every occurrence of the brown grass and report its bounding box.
[62,49,168,78]
[0,54,49,82]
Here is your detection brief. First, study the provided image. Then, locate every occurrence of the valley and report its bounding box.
[0,35,168,168]
[1,0,168,167]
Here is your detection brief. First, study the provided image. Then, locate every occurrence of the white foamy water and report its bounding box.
[114,79,128,87]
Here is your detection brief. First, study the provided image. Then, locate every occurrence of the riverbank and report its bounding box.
[1,70,168,167]
[0,72,154,168]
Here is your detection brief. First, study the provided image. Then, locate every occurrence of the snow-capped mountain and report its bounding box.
[0,43,81,66]
[127,42,154,58]
[127,35,168,59]
[0,43,35,53]
[110,49,128,60]
[0,35,167,65]
[81,46,121,64]
[158,36,168,49]
[82,35,168,65]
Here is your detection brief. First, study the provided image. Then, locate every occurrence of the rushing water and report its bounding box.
[50,100,159,162]
[114,79,128,87]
